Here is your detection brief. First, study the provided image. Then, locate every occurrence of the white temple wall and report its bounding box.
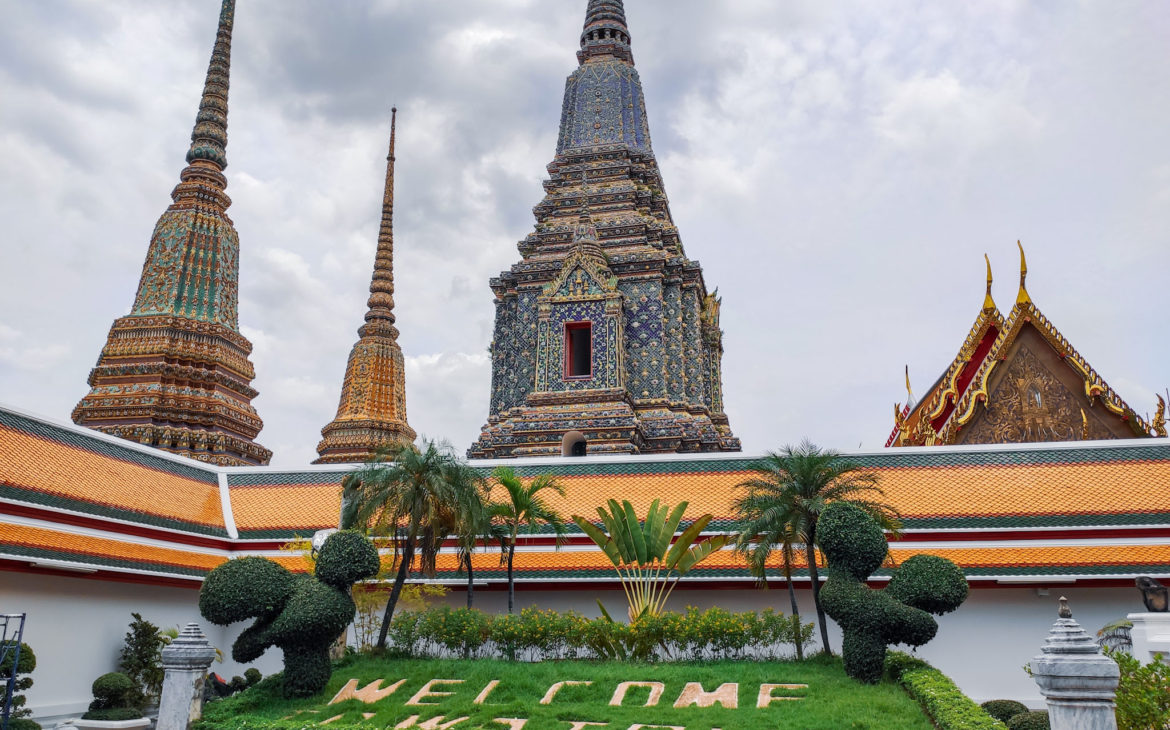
[4,572,281,724]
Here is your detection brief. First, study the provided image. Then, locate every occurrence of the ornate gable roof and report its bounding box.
[892,245,1160,447]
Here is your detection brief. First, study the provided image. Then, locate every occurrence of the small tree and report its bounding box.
[0,640,38,730]
[573,499,730,620]
[118,613,167,709]
[488,467,568,613]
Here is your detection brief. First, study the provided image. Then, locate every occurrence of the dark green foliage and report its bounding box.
[887,555,970,614]
[817,501,889,580]
[83,671,143,720]
[1105,648,1170,730]
[8,718,42,730]
[230,676,248,694]
[887,652,1008,729]
[81,708,144,722]
[313,529,380,589]
[981,700,1029,723]
[244,668,262,686]
[199,532,379,698]
[117,612,166,709]
[1006,711,1049,730]
[0,640,36,726]
[199,556,296,625]
[818,502,968,683]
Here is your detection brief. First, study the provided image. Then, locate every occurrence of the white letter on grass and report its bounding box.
[406,679,465,706]
[541,681,593,705]
[609,682,664,707]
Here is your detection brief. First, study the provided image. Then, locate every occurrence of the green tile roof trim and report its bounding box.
[0,543,209,579]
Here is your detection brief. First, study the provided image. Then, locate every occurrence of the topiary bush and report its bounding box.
[0,640,40,730]
[199,530,379,698]
[244,667,262,687]
[1006,711,1049,730]
[818,501,968,683]
[981,700,1029,724]
[83,671,143,720]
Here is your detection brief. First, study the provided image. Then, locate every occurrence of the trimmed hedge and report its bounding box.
[199,530,379,698]
[388,605,814,662]
[1006,711,1050,730]
[887,652,1007,730]
[980,700,1029,724]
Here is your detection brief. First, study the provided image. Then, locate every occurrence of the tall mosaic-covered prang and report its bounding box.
[72,0,271,466]
[469,0,740,458]
[314,109,416,464]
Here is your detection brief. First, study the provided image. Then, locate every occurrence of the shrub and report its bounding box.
[888,652,1007,730]
[244,667,262,686]
[1106,648,1170,730]
[230,675,248,694]
[199,530,380,698]
[117,612,167,709]
[384,605,811,662]
[818,502,967,683]
[83,671,143,720]
[1006,711,1049,730]
[980,700,1029,723]
[0,640,38,729]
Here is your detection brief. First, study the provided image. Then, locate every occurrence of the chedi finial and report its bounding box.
[186,0,234,171]
[579,0,633,65]
[364,108,399,333]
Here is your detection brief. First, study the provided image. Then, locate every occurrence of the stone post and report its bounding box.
[1127,613,1170,665]
[157,623,217,730]
[1029,597,1120,730]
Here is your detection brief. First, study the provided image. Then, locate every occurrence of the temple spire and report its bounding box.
[186,0,234,173]
[1016,241,1032,305]
[314,110,416,464]
[72,0,269,466]
[578,0,633,65]
[362,108,399,337]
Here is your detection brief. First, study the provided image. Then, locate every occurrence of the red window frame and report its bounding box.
[564,321,593,380]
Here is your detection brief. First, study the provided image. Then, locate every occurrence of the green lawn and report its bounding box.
[200,655,934,729]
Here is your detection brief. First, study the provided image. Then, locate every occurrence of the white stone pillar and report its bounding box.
[1029,598,1120,730]
[157,623,218,730]
[1127,612,1170,665]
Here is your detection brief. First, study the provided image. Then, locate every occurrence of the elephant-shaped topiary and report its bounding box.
[199,530,379,697]
[818,501,968,683]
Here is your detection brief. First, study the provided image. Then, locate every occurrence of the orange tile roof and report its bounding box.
[0,523,224,578]
[1,416,226,535]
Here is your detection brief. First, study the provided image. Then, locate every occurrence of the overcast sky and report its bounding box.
[1,0,1167,466]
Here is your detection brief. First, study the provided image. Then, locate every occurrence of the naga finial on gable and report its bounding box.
[983,253,997,312]
[1016,241,1032,305]
[1154,393,1167,437]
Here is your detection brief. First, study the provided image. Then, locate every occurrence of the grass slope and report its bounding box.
[200,655,933,730]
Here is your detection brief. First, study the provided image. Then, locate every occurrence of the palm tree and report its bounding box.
[341,439,482,649]
[487,466,569,613]
[731,509,805,659]
[451,485,505,608]
[733,440,901,655]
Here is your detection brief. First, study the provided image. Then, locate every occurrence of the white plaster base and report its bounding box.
[1127,612,1170,665]
[69,719,151,730]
